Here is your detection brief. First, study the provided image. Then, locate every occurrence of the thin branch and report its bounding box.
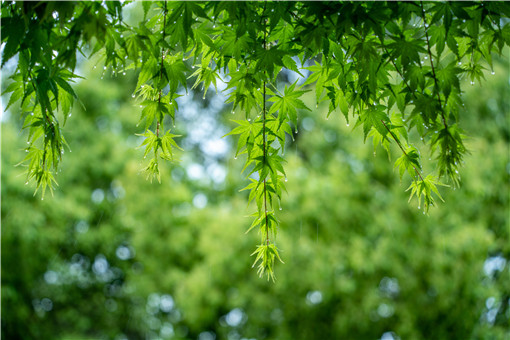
[381,119,424,182]
[382,45,416,100]
[262,11,270,247]
[157,0,168,138]
[420,1,448,130]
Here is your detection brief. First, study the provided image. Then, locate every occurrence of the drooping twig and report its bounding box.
[381,119,424,182]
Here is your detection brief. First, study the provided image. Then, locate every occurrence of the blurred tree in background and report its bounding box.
[2,1,509,339]
[2,41,509,340]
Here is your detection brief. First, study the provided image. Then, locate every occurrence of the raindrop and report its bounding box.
[31,113,34,116]
[424,56,428,60]
[284,177,288,182]
[458,62,462,65]
[346,123,350,127]
[470,81,475,85]
[93,66,97,69]
[140,105,143,108]
[491,71,495,75]
[68,113,72,118]
[123,72,126,75]
[234,156,237,160]
[27,141,30,144]
[192,65,195,69]
[103,66,107,70]
[279,207,282,211]
[247,118,251,121]
[132,94,135,98]
[231,111,235,114]
[418,206,421,210]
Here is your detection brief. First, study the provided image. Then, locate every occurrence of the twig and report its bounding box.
[157,0,168,138]
[381,119,424,182]
[420,1,448,130]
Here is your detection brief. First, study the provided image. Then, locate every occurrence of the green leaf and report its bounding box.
[1,16,25,66]
[359,105,390,141]
[406,175,447,212]
[268,81,310,128]
[394,146,421,180]
[138,101,159,130]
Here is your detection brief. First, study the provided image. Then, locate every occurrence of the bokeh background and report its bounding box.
[2,4,509,340]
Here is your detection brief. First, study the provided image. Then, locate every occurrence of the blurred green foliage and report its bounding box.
[2,41,509,340]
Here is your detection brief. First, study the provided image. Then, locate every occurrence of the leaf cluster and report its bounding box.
[2,0,510,277]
